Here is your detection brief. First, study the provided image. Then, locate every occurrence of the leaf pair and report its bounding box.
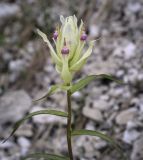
[34,74,123,102]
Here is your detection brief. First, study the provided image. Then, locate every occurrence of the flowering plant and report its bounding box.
[37,15,94,84]
[4,15,126,160]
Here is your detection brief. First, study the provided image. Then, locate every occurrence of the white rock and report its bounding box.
[18,137,31,148]
[131,136,143,160]
[89,25,100,37]
[123,42,136,60]
[93,139,107,150]
[93,98,109,111]
[18,137,31,155]
[139,103,143,112]
[0,3,20,19]
[116,108,138,125]
[83,106,103,122]
[72,91,83,101]
[113,42,136,60]
[137,73,143,81]
[123,129,140,144]
[9,59,26,72]
[127,2,141,13]
[0,90,32,124]
[0,141,14,149]
[85,121,95,130]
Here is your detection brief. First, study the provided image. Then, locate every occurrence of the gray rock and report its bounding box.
[131,135,143,160]
[123,129,140,144]
[127,2,141,13]
[0,90,32,124]
[123,42,136,60]
[72,91,83,101]
[9,59,27,72]
[83,106,103,122]
[0,141,14,149]
[93,97,110,111]
[116,108,138,125]
[18,137,31,155]
[0,3,20,19]
[93,138,107,150]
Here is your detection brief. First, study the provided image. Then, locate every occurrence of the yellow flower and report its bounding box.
[37,15,94,84]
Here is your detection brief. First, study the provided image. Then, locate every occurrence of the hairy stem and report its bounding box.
[67,90,73,160]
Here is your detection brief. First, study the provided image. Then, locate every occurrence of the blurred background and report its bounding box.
[0,0,143,160]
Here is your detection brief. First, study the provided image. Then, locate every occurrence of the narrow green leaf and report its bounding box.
[3,110,68,143]
[33,84,72,102]
[21,152,69,160]
[33,85,60,102]
[71,129,126,160]
[71,74,123,94]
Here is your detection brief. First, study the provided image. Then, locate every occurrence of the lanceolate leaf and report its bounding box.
[71,74,123,94]
[33,85,60,102]
[3,110,68,143]
[71,129,126,159]
[21,152,69,160]
[33,84,71,102]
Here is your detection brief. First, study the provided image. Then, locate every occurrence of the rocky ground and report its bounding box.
[0,0,143,160]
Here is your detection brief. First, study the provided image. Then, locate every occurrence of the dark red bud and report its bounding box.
[61,47,69,54]
[80,33,87,41]
[53,31,58,40]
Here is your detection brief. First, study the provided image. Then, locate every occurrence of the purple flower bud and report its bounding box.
[61,47,69,55]
[80,33,87,41]
[53,31,58,40]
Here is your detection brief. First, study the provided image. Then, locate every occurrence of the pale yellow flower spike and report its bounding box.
[37,15,95,84]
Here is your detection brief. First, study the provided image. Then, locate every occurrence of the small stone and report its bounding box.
[89,25,100,37]
[93,138,107,150]
[139,103,143,112]
[123,129,140,144]
[127,2,141,13]
[131,135,143,160]
[93,98,110,111]
[18,137,31,148]
[18,137,31,155]
[0,141,14,149]
[83,106,103,122]
[123,42,136,60]
[9,59,26,72]
[116,108,138,125]
[72,91,83,101]
[0,3,20,19]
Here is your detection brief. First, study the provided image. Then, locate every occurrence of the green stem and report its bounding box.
[67,90,73,160]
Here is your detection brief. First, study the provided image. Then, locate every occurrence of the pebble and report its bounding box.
[0,3,20,19]
[123,129,140,144]
[0,141,14,149]
[83,106,103,122]
[9,59,27,72]
[93,98,110,111]
[131,135,143,160]
[18,137,31,155]
[123,42,136,60]
[72,91,83,101]
[116,108,138,125]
